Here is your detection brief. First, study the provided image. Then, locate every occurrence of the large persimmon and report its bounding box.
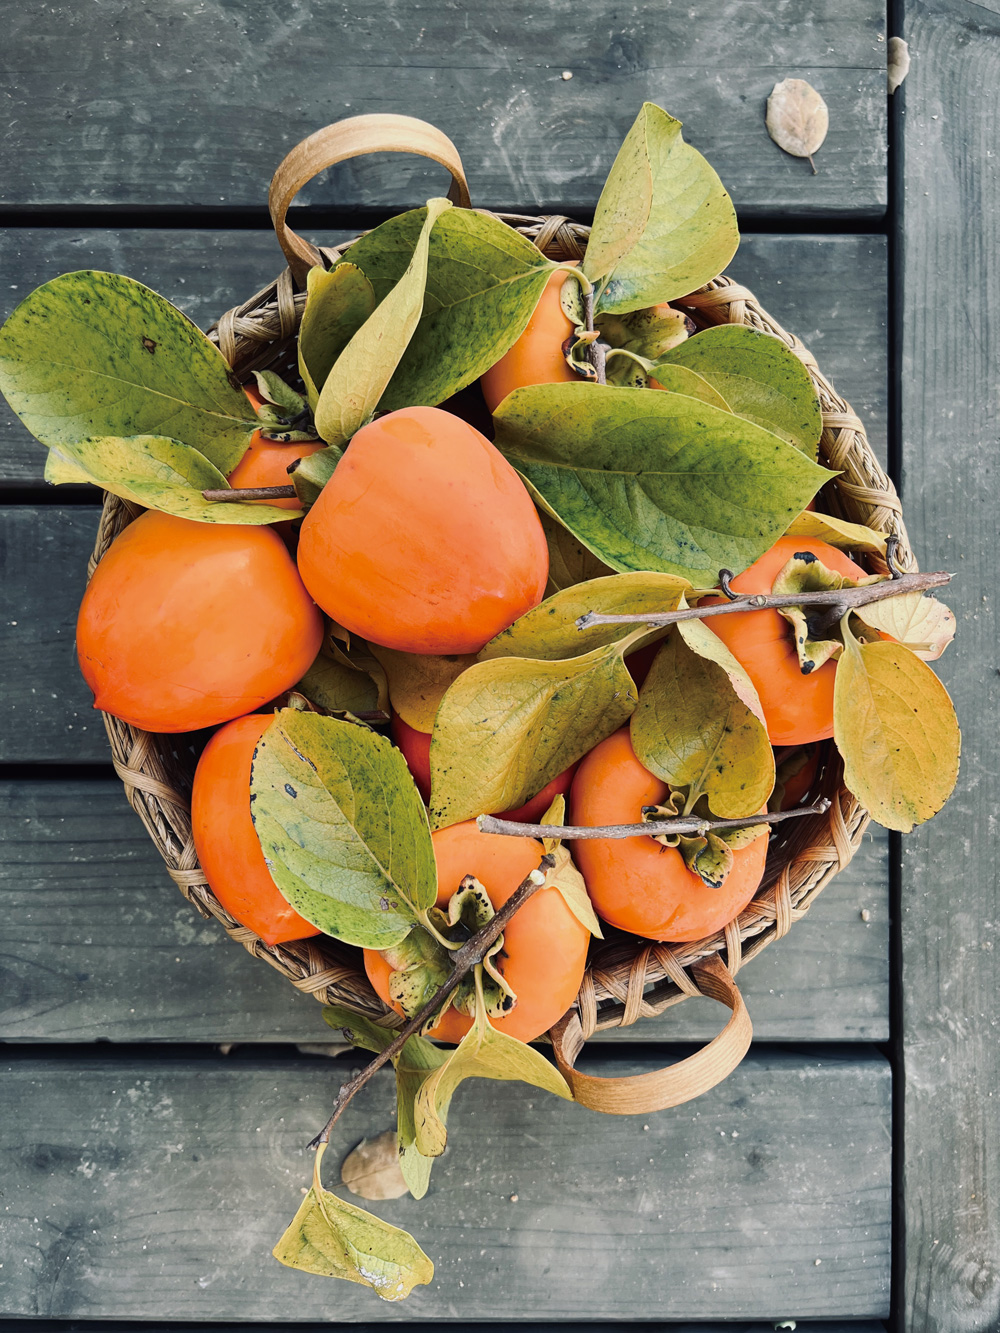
[570,729,768,942]
[77,510,323,732]
[226,386,326,512]
[480,267,577,413]
[364,820,590,1044]
[702,536,869,746]
[296,406,549,655]
[191,713,320,946]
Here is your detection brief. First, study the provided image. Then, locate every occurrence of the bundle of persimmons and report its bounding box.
[0,106,960,1299]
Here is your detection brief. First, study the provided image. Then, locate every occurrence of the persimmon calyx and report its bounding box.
[771,552,882,672]
[642,789,768,889]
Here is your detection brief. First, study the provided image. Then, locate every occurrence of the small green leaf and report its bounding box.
[596,304,691,360]
[833,621,960,832]
[337,207,555,409]
[655,325,822,456]
[250,709,437,948]
[413,973,572,1157]
[0,270,254,473]
[298,264,376,409]
[251,369,307,418]
[296,639,384,716]
[585,104,739,314]
[631,619,774,818]
[493,381,835,583]
[784,510,889,554]
[43,435,292,523]
[540,509,615,593]
[315,199,451,447]
[479,571,688,662]
[273,1148,433,1301]
[429,637,642,830]
[644,362,733,411]
[289,445,342,506]
[853,591,956,661]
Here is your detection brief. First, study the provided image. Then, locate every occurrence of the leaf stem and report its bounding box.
[477,799,830,842]
[575,570,952,631]
[202,484,298,502]
[307,852,556,1150]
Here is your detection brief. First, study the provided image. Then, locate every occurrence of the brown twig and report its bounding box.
[477,799,830,842]
[307,852,556,1150]
[201,484,298,502]
[575,570,952,632]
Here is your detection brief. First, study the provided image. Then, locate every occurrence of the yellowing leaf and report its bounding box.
[833,626,961,833]
[543,843,603,938]
[785,510,889,554]
[853,592,956,661]
[766,79,829,173]
[540,510,616,594]
[296,639,384,716]
[370,645,477,732]
[341,1131,409,1201]
[298,263,376,408]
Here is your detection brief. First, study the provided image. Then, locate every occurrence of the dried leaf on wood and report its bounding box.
[766,79,829,174]
[341,1131,409,1201]
[887,38,910,94]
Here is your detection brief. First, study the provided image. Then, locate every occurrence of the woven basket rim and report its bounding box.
[88,210,912,1041]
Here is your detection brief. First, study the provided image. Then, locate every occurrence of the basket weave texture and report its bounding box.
[88,212,913,1041]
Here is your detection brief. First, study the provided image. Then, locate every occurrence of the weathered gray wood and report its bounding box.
[898,2,1000,1329]
[0,1051,890,1320]
[0,1325,887,1333]
[0,2,887,216]
[0,779,888,1043]
[0,231,887,487]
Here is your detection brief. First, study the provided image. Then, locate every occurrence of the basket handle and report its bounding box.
[549,954,751,1115]
[268,113,472,285]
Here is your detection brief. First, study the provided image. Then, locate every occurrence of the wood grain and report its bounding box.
[0,1051,891,1321]
[0,779,888,1044]
[0,1,887,216]
[0,231,887,488]
[898,2,1000,1328]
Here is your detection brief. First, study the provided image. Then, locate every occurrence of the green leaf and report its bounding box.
[630,619,774,818]
[296,639,384,716]
[493,381,835,583]
[336,207,555,409]
[853,591,956,661]
[0,270,254,473]
[251,369,307,418]
[479,571,688,662]
[298,264,376,409]
[250,709,437,948]
[540,509,616,593]
[655,325,822,456]
[315,199,451,447]
[833,621,961,833]
[413,973,572,1157]
[429,637,642,830]
[596,304,692,360]
[644,363,732,411]
[273,1151,433,1300]
[784,510,888,554]
[584,104,739,314]
[43,435,292,523]
[289,445,342,507]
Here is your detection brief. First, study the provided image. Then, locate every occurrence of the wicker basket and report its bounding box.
[86,116,912,1111]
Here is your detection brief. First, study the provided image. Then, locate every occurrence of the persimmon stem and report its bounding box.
[307,852,556,1150]
[477,799,831,842]
[575,569,953,631]
[202,484,297,502]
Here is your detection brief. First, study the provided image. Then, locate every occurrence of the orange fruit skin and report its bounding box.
[226,388,326,513]
[702,536,869,747]
[364,820,590,1044]
[191,713,321,946]
[390,711,576,821]
[569,729,768,943]
[296,406,549,655]
[480,268,578,413]
[778,744,821,811]
[77,510,324,732]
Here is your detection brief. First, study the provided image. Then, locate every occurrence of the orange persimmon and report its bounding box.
[77,511,324,732]
[365,820,590,1043]
[569,729,768,942]
[480,267,578,413]
[296,406,549,655]
[191,713,320,946]
[226,386,326,512]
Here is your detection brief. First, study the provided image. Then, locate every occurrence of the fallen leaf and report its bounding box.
[766,79,829,174]
[341,1132,409,1201]
[887,37,910,94]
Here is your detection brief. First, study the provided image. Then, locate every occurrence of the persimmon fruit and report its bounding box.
[569,729,768,942]
[296,406,549,655]
[480,267,578,413]
[702,536,869,746]
[77,510,324,732]
[226,386,326,511]
[364,819,590,1043]
[191,713,321,946]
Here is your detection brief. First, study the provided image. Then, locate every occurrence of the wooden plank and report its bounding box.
[0,2,887,217]
[0,779,888,1044]
[897,1,1000,1329]
[0,1051,891,1320]
[0,231,888,488]
[0,1324,887,1333]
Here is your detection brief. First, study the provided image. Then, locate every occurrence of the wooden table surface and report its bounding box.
[0,1,993,1329]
